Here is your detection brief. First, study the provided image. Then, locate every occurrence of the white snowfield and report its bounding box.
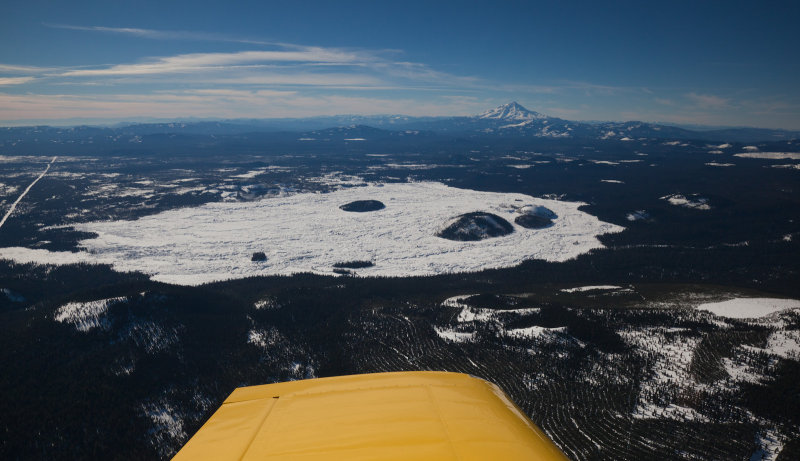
[698,298,800,319]
[0,182,623,285]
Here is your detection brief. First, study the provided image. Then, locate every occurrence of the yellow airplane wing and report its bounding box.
[173,371,568,460]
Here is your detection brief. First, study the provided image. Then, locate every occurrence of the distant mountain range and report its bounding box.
[1,102,798,147]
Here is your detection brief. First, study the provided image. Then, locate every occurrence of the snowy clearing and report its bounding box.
[54,296,127,332]
[434,327,476,343]
[734,152,800,160]
[661,194,711,210]
[626,210,649,221]
[0,182,622,285]
[561,285,623,293]
[697,298,800,319]
[505,326,566,339]
[770,164,800,170]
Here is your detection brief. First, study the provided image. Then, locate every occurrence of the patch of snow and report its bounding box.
[172,186,205,195]
[742,146,760,152]
[254,298,280,310]
[117,188,155,198]
[113,362,136,376]
[770,164,800,170]
[0,183,19,196]
[735,152,800,160]
[344,138,366,141]
[505,326,566,338]
[308,172,367,187]
[706,162,735,167]
[54,296,127,332]
[600,179,624,184]
[626,210,650,221]
[661,194,711,210]
[457,307,495,323]
[477,102,546,121]
[507,164,532,169]
[441,294,476,308]
[434,326,475,343]
[751,429,785,461]
[697,298,800,319]
[763,329,800,360]
[232,168,268,179]
[562,285,623,293]
[722,355,766,385]
[140,401,186,457]
[385,163,441,170]
[633,402,709,422]
[248,328,283,348]
[622,328,707,422]
[0,182,622,285]
[499,120,533,129]
[124,320,180,354]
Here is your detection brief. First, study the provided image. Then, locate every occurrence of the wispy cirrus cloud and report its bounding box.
[0,77,35,85]
[0,64,56,73]
[685,92,730,109]
[43,23,279,46]
[59,49,373,77]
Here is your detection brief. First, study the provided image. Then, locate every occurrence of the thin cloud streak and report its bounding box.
[0,64,56,73]
[44,23,280,46]
[45,45,481,91]
[0,77,35,85]
[685,92,730,109]
[59,49,372,77]
[0,91,491,120]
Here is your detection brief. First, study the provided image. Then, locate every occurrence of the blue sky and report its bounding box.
[0,0,798,128]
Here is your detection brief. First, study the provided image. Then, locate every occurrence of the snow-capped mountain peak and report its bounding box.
[477,102,546,121]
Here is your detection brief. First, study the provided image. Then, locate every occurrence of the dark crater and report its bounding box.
[333,260,374,269]
[515,205,556,229]
[339,200,385,212]
[515,214,552,229]
[436,212,514,241]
